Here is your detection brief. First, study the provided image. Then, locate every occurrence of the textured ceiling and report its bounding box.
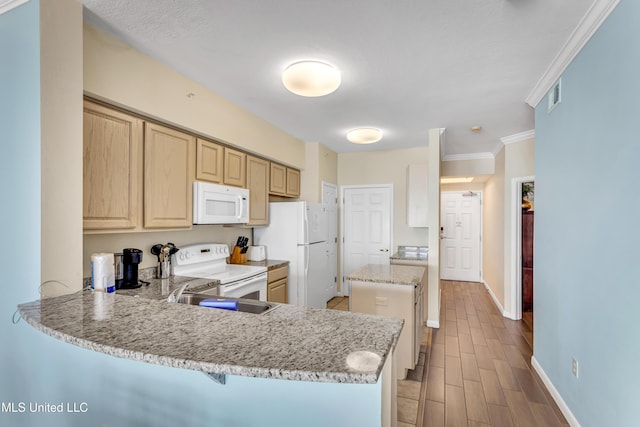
[81,0,594,155]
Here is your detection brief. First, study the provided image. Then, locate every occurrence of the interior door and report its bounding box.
[440,191,481,281]
[322,182,338,302]
[342,186,393,296]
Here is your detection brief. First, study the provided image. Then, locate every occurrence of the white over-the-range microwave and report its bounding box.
[193,182,249,224]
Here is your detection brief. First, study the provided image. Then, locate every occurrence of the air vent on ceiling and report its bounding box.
[547,79,561,113]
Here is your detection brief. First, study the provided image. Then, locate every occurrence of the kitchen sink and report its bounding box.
[175,293,279,315]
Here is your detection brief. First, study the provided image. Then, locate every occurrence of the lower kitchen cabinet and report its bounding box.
[351,280,422,379]
[267,265,288,304]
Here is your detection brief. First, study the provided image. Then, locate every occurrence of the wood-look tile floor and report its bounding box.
[423,281,568,427]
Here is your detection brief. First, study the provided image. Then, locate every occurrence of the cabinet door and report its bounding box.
[196,138,223,183]
[246,155,269,226]
[223,147,246,187]
[270,162,286,195]
[267,278,288,304]
[285,168,300,197]
[144,123,195,228]
[83,101,142,230]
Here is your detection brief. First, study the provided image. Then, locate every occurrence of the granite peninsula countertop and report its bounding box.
[244,259,289,270]
[346,264,425,286]
[17,285,403,384]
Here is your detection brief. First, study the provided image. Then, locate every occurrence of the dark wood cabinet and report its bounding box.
[522,211,534,311]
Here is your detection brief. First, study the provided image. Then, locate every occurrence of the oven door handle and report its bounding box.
[222,273,267,293]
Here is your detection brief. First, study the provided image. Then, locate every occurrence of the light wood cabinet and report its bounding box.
[223,147,246,187]
[270,162,300,198]
[286,168,300,197]
[246,155,269,226]
[196,138,223,183]
[267,265,288,304]
[269,163,287,195]
[144,122,195,228]
[83,100,142,230]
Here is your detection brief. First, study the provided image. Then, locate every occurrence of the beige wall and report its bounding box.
[41,0,84,296]
[83,23,305,169]
[482,147,505,309]
[301,142,338,202]
[338,147,429,248]
[83,226,246,277]
[502,138,535,316]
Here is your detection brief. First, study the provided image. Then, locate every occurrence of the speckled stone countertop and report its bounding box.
[17,287,403,384]
[244,259,289,270]
[389,246,429,262]
[346,264,425,286]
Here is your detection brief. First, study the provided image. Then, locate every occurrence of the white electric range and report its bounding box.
[172,243,267,300]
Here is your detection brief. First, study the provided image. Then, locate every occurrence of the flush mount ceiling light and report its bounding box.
[440,177,474,184]
[282,60,341,97]
[346,128,383,144]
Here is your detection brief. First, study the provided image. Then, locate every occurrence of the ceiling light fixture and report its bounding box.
[346,128,383,144]
[440,177,474,184]
[471,126,482,132]
[282,60,341,97]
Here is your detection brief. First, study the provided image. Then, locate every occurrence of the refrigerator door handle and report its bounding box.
[303,205,309,244]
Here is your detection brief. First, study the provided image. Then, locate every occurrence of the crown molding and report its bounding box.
[443,152,494,162]
[525,0,620,108]
[501,129,535,145]
[491,141,504,157]
[0,0,29,15]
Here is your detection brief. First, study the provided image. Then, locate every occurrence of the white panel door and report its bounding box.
[343,186,392,296]
[440,192,481,281]
[322,182,338,302]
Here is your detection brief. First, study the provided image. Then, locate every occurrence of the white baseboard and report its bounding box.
[482,280,506,316]
[531,356,581,427]
[426,320,440,328]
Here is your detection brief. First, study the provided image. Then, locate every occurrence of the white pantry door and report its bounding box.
[342,185,393,296]
[322,182,338,302]
[440,191,481,282]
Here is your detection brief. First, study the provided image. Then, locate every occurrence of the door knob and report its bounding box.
[379,248,389,252]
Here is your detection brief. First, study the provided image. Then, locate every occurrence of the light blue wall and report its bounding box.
[533,1,640,426]
[0,3,381,426]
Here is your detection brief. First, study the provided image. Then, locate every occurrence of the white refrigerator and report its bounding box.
[254,201,329,308]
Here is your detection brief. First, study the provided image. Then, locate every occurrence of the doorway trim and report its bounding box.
[340,184,394,297]
[322,181,338,299]
[507,175,535,320]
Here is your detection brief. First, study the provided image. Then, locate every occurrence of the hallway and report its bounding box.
[422,281,567,426]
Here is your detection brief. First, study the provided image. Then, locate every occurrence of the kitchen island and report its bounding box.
[17,280,403,426]
[347,264,425,379]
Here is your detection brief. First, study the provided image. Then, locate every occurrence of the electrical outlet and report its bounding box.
[375,297,388,306]
[572,357,579,378]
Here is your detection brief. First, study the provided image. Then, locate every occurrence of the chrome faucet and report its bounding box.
[167,282,190,303]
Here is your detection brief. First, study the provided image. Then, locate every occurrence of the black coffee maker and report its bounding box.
[120,248,143,289]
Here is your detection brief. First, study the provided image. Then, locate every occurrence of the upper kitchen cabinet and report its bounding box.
[83,100,142,230]
[286,168,301,198]
[246,155,269,226]
[196,138,223,183]
[144,123,195,228]
[270,162,300,198]
[223,147,246,187]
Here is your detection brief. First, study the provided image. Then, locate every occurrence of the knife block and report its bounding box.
[229,246,246,264]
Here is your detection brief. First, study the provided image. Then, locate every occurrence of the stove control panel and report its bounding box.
[173,243,230,266]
